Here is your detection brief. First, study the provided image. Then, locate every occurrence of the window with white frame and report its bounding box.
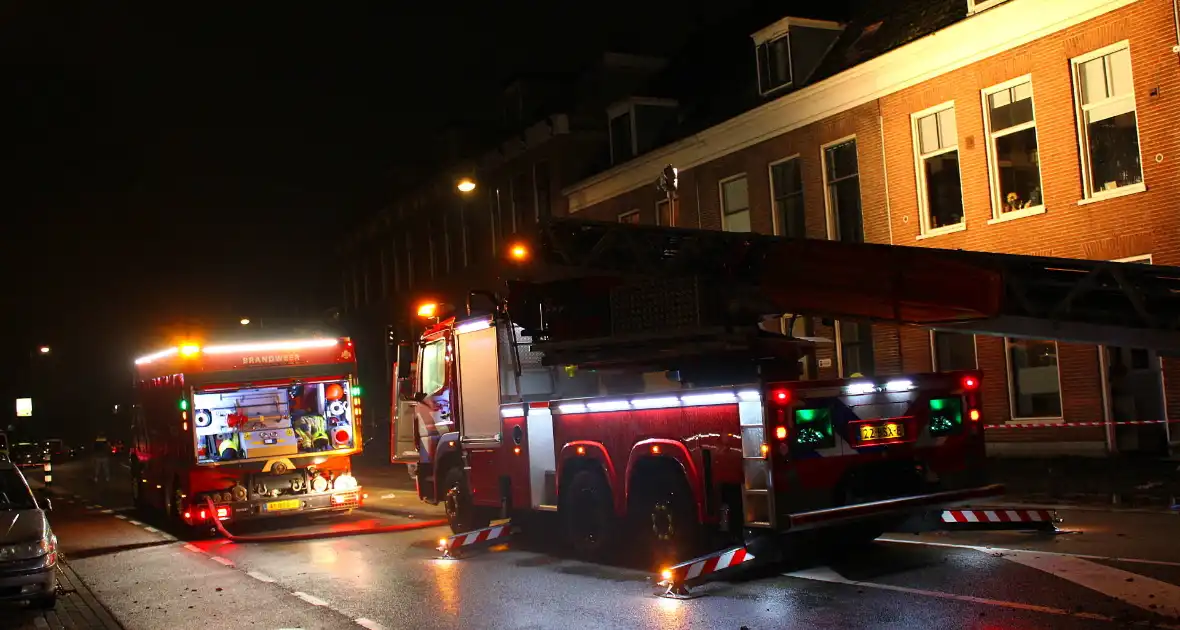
[618,209,640,224]
[838,321,874,378]
[720,175,751,232]
[1007,338,1063,418]
[968,0,1011,14]
[932,331,977,372]
[984,78,1043,217]
[823,139,863,243]
[912,104,964,233]
[770,157,805,238]
[1072,43,1143,197]
[756,34,792,95]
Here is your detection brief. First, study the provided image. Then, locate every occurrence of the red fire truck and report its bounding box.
[131,331,364,531]
[392,218,1180,564]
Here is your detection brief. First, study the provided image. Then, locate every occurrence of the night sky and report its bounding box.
[1,2,728,439]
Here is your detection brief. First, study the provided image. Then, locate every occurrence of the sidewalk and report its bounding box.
[4,560,124,630]
[990,455,1180,509]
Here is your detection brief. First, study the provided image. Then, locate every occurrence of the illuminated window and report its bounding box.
[932,331,977,371]
[984,77,1043,220]
[618,209,641,224]
[720,175,751,232]
[770,157,805,238]
[912,103,964,234]
[1006,338,1062,419]
[420,339,447,395]
[1071,42,1143,199]
[823,138,862,243]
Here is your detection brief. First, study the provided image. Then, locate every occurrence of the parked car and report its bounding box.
[0,459,57,608]
[8,443,49,469]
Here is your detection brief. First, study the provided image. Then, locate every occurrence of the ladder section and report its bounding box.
[738,397,775,528]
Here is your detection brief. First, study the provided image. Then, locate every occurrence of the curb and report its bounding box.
[55,558,124,629]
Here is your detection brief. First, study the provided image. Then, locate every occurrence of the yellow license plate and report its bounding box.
[265,499,301,512]
[859,423,905,442]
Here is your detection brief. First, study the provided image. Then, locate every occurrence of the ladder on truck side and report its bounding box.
[515,218,1180,352]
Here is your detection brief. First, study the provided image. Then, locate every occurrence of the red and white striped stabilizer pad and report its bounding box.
[438,523,513,555]
[658,546,756,594]
[941,508,1059,526]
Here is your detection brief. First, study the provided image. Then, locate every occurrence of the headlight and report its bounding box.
[333,474,357,491]
[0,537,53,562]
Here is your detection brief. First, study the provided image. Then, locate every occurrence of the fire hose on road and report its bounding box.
[204,497,447,543]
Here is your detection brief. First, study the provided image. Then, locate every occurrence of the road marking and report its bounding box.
[292,591,329,607]
[1003,552,1180,619]
[142,525,160,533]
[380,493,396,499]
[355,618,385,630]
[211,556,235,566]
[880,537,1180,568]
[127,519,143,527]
[246,570,276,583]
[101,509,113,514]
[183,544,204,554]
[87,505,101,510]
[785,566,1179,627]
[114,514,127,520]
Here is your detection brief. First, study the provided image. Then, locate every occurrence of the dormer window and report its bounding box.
[752,17,844,98]
[968,0,1012,13]
[757,34,793,94]
[607,97,678,165]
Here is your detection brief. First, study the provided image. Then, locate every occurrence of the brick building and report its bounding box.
[562,0,1180,456]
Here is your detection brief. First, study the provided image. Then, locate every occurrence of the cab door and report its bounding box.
[454,320,504,505]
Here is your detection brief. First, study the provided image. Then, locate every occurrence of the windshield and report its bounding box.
[193,378,357,464]
[0,468,36,510]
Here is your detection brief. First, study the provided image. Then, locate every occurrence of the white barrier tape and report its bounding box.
[987,419,1177,429]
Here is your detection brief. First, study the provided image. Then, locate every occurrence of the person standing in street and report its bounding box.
[93,433,111,483]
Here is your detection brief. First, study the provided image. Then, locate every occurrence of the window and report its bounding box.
[838,321,875,378]
[618,209,640,224]
[757,34,793,95]
[1072,43,1143,197]
[720,175,751,232]
[420,339,447,395]
[984,78,1043,218]
[656,197,676,227]
[1007,338,1063,419]
[823,139,863,243]
[770,157,805,238]
[968,0,1012,13]
[610,111,634,165]
[932,331,977,371]
[912,104,964,233]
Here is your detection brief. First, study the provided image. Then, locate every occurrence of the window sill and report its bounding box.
[1077,182,1147,206]
[916,222,967,240]
[1006,417,1064,425]
[987,204,1046,225]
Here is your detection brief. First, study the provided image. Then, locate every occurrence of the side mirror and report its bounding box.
[37,494,52,512]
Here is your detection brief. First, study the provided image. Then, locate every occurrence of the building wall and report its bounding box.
[564,0,1180,455]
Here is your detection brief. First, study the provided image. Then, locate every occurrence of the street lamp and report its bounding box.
[38,346,50,355]
[456,178,476,193]
[240,318,251,326]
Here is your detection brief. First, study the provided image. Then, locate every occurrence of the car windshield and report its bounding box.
[0,468,36,510]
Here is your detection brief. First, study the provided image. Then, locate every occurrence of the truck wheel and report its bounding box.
[443,467,489,534]
[631,469,700,567]
[561,469,617,560]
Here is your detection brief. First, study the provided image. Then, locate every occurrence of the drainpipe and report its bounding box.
[1173,0,1180,57]
[879,111,903,373]
[694,171,702,229]
[1098,346,1118,455]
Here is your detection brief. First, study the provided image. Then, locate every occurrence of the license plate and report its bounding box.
[859,422,905,442]
[265,499,301,512]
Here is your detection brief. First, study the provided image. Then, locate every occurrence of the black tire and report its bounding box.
[561,468,617,560]
[630,468,701,568]
[443,466,489,534]
[29,593,56,609]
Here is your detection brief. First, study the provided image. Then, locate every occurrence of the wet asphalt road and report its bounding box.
[25,459,1180,629]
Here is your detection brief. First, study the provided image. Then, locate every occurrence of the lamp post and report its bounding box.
[456,176,502,258]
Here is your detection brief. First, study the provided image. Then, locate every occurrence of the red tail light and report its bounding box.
[962,376,979,390]
[772,389,790,403]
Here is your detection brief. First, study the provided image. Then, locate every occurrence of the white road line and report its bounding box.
[87,505,101,510]
[380,494,396,499]
[114,514,127,520]
[101,509,113,514]
[292,591,329,607]
[142,526,160,533]
[1003,552,1180,619]
[880,537,1180,568]
[211,556,235,566]
[127,519,143,526]
[183,544,204,554]
[785,567,1178,627]
[355,618,385,630]
[246,570,276,583]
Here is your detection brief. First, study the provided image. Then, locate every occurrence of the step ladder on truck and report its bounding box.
[390,216,1180,594]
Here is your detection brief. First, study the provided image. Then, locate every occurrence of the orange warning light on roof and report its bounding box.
[417,302,438,318]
